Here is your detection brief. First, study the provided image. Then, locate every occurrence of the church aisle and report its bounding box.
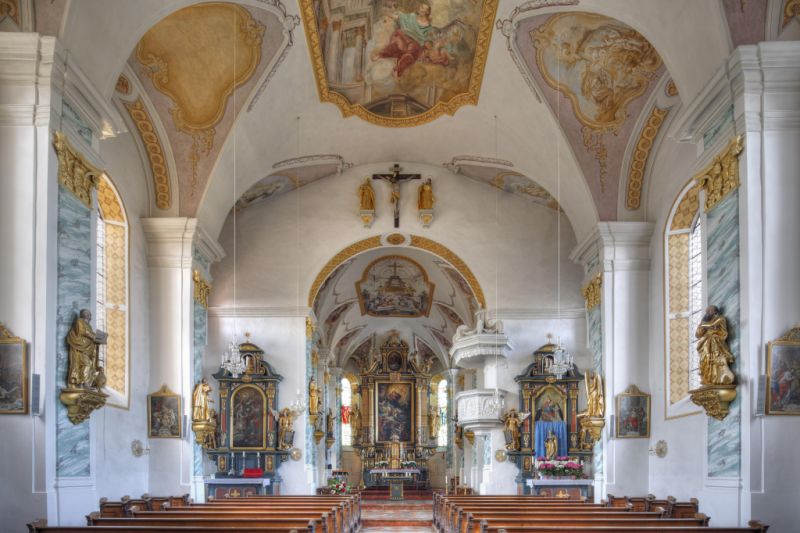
[361,498,434,531]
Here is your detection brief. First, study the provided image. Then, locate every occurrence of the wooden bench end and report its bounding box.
[749,519,769,532]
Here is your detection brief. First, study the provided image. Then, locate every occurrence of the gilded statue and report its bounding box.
[277,407,295,450]
[358,177,375,211]
[582,372,605,417]
[427,403,439,440]
[418,178,434,210]
[544,430,558,460]
[308,377,320,415]
[67,309,107,389]
[501,409,530,451]
[191,378,213,422]
[326,408,335,438]
[696,305,735,385]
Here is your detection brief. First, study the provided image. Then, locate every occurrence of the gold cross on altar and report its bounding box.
[373,164,420,228]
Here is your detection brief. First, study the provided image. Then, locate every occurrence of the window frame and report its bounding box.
[340,376,352,448]
[664,180,705,420]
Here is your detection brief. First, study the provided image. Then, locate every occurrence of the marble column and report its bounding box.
[571,222,654,500]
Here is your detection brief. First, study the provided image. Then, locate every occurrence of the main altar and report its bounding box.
[193,338,291,498]
[353,332,437,489]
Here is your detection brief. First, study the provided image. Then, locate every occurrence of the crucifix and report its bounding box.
[373,163,420,228]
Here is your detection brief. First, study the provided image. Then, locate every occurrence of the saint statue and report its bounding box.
[309,377,320,415]
[67,309,107,389]
[277,407,295,450]
[326,408,335,438]
[501,409,529,451]
[544,430,558,460]
[358,177,375,211]
[191,379,213,422]
[418,178,434,210]
[583,372,605,418]
[427,403,439,440]
[696,305,735,385]
[350,404,361,445]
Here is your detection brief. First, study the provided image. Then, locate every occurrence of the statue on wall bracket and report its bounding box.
[577,372,605,449]
[689,305,737,420]
[417,177,435,228]
[192,378,218,449]
[60,309,108,424]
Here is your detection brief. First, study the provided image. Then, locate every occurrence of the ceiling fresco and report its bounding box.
[356,255,434,318]
[300,0,498,127]
[121,2,288,216]
[514,11,666,221]
[235,160,346,211]
[455,164,561,211]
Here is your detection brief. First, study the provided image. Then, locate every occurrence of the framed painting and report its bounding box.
[533,386,566,422]
[230,384,267,449]
[766,327,800,415]
[0,324,27,414]
[148,385,181,438]
[375,381,414,443]
[616,385,650,438]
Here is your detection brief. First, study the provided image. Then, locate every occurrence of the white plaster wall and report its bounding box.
[211,163,584,311]
[93,132,151,500]
[206,315,309,494]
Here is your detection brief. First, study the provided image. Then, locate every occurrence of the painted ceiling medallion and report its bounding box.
[136,3,265,191]
[300,0,498,127]
[356,255,434,318]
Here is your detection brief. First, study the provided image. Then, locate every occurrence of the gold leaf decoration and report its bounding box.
[53,132,101,209]
[626,106,669,210]
[123,100,171,210]
[695,136,744,212]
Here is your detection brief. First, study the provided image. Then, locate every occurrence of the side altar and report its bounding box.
[505,341,604,497]
[192,337,291,498]
[353,332,437,488]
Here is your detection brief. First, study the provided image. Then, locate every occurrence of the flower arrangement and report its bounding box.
[375,460,389,468]
[327,478,348,494]
[401,460,417,468]
[534,456,585,479]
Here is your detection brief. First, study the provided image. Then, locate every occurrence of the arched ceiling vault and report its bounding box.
[46,0,767,241]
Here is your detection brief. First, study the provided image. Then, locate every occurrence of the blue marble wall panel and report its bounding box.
[192,299,207,476]
[706,191,741,478]
[587,304,603,475]
[56,185,93,477]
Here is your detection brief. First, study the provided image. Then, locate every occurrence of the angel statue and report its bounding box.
[501,409,530,451]
[270,407,295,450]
[581,372,605,418]
[371,3,467,78]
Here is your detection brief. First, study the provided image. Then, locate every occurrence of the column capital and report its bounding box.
[570,222,654,279]
[142,218,224,268]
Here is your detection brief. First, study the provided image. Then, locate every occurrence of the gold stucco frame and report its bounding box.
[298,0,499,128]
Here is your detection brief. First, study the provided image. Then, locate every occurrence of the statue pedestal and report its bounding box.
[60,388,108,424]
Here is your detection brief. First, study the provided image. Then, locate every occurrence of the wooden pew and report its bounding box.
[488,522,769,533]
[28,519,307,533]
[146,508,340,533]
[88,516,324,533]
[433,495,591,529]
[473,516,709,533]
[443,503,638,533]
[201,495,360,530]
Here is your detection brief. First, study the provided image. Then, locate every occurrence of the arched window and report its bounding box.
[437,379,448,447]
[96,175,129,408]
[664,180,704,417]
[341,377,352,446]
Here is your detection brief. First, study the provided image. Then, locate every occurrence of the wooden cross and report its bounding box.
[373,164,420,228]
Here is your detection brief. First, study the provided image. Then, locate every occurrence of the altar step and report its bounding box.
[360,488,434,501]
[361,499,433,528]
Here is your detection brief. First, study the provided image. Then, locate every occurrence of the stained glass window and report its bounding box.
[341,377,352,446]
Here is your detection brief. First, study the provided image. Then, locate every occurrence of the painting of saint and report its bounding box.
[148,386,181,438]
[357,256,434,318]
[766,341,800,415]
[231,385,266,448]
[376,382,413,443]
[616,392,650,438]
[534,392,564,422]
[300,0,498,126]
[0,337,26,414]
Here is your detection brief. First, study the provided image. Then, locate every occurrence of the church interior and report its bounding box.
[1,0,799,532]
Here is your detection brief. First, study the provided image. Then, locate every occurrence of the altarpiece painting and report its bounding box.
[231,385,267,449]
[376,381,414,443]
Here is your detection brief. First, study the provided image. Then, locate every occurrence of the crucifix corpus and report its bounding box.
[373,164,420,228]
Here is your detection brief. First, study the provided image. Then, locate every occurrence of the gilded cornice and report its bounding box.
[53,131,101,209]
[193,269,211,308]
[783,0,800,27]
[298,0,498,127]
[626,106,668,210]
[581,273,602,310]
[695,136,744,212]
[124,99,171,210]
[307,235,486,308]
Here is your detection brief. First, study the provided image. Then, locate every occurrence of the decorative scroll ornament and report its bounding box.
[689,306,737,420]
[53,132,102,209]
[193,270,211,308]
[124,100,171,210]
[695,135,743,212]
[581,273,602,310]
[627,106,669,210]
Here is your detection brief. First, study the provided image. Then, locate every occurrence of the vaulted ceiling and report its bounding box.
[14,0,800,242]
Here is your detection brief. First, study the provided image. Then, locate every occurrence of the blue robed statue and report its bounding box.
[534,392,568,458]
